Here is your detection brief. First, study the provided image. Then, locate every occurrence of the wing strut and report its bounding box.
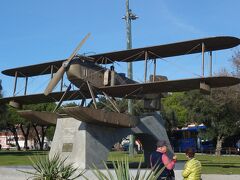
[202,43,205,77]
[53,84,72,112]
[13,71,18,96]
[144,51,148,82]
[80,98,86,107]
[153,58,156,82]
[86,81,97,109]
[102,91,120,113]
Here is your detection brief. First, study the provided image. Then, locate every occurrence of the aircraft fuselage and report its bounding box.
[66,59,135,89]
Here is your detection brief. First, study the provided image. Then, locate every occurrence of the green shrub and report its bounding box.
[20,154,164,180]
[19,154,85,180]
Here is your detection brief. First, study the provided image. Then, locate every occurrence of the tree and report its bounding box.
[2,106,25,150]
[170,51,240,155]
[232,51,240,77]
[45,126,56,141]
[19,120,31,150]
[161,92,189,129]
[0,81,26,150]
[179,67,240,155]
[182,86,240,155]
[0,80,6,122]
[62,102,78,107]
[24,103,56,150]
[24,103,56,112]
[161,58,240,155]
[0,101,56,150]
[96,97,144,115]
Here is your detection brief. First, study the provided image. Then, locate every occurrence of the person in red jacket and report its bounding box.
[150,140,177,180]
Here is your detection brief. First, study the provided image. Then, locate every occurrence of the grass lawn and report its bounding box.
[176,153,240,174]
[0,150,240,174]
[0,150,48,166]
[108,151,144,162]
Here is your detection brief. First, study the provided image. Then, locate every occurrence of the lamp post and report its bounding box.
[0,80,2,94]
[122,0,138,156]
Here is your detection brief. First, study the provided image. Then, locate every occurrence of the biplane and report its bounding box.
[1,34,240,127]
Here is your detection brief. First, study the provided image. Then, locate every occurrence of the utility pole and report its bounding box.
[0,80,2,95]
[122,0,138,156]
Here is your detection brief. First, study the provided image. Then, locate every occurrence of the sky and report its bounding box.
[0,0,240,97]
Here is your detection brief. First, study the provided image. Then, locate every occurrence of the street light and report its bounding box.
[122,0,138,156]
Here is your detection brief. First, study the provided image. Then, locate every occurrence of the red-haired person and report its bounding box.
[182,148,201,180]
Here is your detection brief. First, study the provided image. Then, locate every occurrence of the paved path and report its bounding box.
[0,163,240,180]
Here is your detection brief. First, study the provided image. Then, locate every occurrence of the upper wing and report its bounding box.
[2,59,64,77]
[91,36,240,64]
[99,76,240,98]
[2,36,240,77]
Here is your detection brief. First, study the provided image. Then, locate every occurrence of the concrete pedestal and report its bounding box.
[49,111,171,169]
[49,117,119,169]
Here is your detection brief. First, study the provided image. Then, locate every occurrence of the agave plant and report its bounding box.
[19,153,85,180]
[89,157,164,180]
